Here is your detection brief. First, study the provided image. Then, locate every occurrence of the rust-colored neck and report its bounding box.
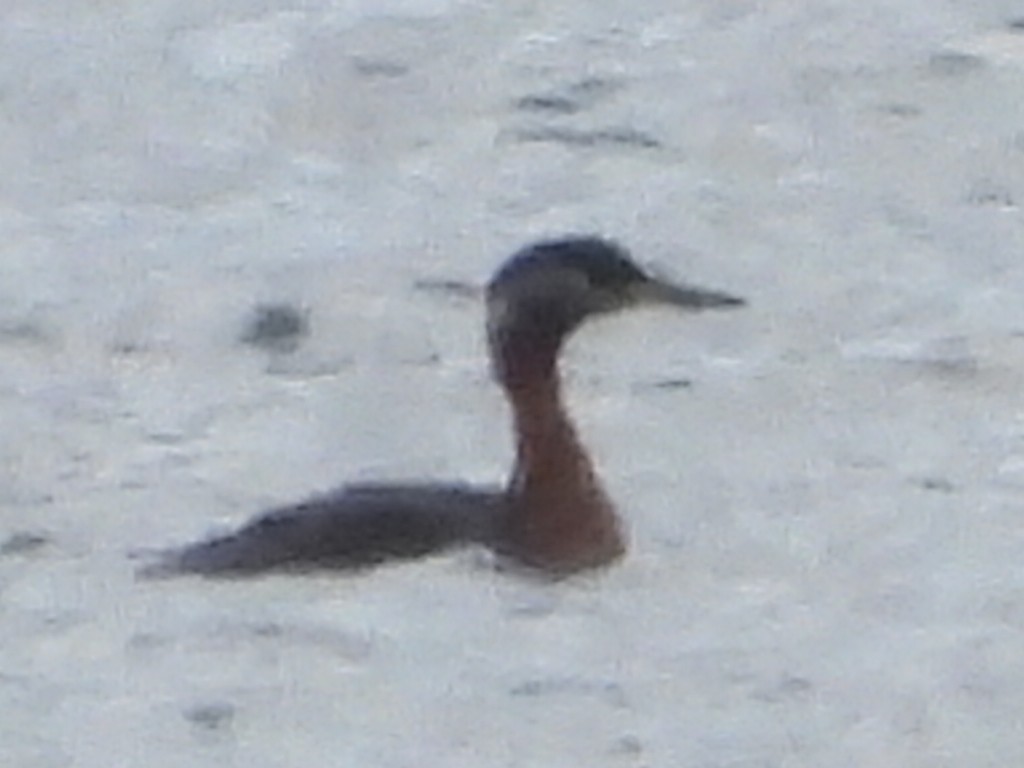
[494,332,625,573]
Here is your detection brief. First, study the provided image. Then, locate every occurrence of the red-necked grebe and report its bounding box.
[142,236,744,578]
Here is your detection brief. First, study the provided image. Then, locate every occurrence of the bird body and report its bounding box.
[141,237,744,579]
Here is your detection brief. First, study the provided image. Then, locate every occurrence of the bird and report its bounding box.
[139,236,745,579]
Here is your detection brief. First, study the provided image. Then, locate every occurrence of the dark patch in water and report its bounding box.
[240,303,309,353]
[515,94,580,114]
[915,476,956,493]
[965,179,1014,208]
[0,320,51,346]
[512,125,662,150]
[509,676,628,708]
[126,632,170,652]
[927,50,987,78]
[184,702,236,731]
[647,377,693,391]
[0,531,50,556]
[514,77,620,115]
[610,734,643,756]
[413,278,481,302]
[876,102,923,118]
[351,57,409,78]
[750,674,814,703]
